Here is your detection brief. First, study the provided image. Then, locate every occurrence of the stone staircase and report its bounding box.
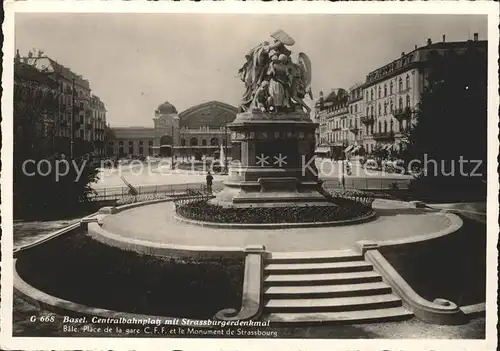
[261,249,413,324]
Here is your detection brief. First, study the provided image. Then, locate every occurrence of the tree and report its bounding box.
[406,45,487,199]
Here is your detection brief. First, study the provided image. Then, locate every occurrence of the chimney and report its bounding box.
[474,33,478,41]
[442,34,446,43]
[427,38,432,46]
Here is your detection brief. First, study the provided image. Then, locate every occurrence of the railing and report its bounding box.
[360,116,375,125]
[372,131,395,140]
[89,178,411,204]
[393,107,412,120]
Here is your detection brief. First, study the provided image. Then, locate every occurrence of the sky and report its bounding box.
[15,13,487,127]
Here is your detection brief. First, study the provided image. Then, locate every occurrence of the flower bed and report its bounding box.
[174,193,372,224]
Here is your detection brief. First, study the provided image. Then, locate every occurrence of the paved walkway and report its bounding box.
[93,160,412,190]
[101,201,452,252]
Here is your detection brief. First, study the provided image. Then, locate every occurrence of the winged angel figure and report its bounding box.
[237,30,313,114]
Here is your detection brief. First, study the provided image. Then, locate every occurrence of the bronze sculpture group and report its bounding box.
[237,29,313,114]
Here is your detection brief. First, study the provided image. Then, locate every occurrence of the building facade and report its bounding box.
[16,50,108,158]
[315,33,487,158]
[109,101,237,160]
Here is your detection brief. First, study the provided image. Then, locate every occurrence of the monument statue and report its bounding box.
[238,29,313,114]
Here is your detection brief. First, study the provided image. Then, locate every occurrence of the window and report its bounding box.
[378,86,381,98]
[129,141,133,146]
[370,125,374,134]
[378,103,381,116]
[129,147,133,154]
[390,100,394,112]
[384,84,387,97]
[384,102,387,115]
[119,147,124,155]
[399,77,403,92]
[119,141,123,145]
[139,147,143,155]
[371,89,374,100]
[378,121,382,133]
[149,140,153,146]
[366,92,368,100]
[139,141,143,145]
[202,139,207,146]
[390,81,393,95]
[366,107,369,116]
[399,97,403,109]
[384,121,387,133]
[210,137,218,146]
[390,120,394,132]
[406,95,411,107]
[355,104,357,113]
[370,106,374,117]
[406,75,410,89]
[190,137,198,146]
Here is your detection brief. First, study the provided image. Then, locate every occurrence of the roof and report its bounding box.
[156,101,178,114]
[179,101,237,129]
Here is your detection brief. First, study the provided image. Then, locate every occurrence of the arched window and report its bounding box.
[370,124,374,134]
[384,84,387,97]
[384,102,387,115]
[399,97,403,109]
[399,77,403,92]
[390,119,394,132]
[366,107,369,116]
[202,139,207,146]
[390,81,393,95]
[378,121,382,133]
[390,100,394,112]
[406,95,411,107]
[190,137,198,146]
[384,121,388,133]
[406,75,410,89]
[181,138,186,146]
[378,86,381,98]
[378,103,381,116]
[366,92,369,100]
[119,141,123,145]
[371,89,374,100]
[370,106,374,116]
[210,137,218,146]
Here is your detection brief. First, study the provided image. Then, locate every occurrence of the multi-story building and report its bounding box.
[315,33,487,158]
[90,95,107,156]
[346,83,364,154]
[313,88,350,159]
[109,101,237,160]
[17,49,108,158]
[360,33,486,155]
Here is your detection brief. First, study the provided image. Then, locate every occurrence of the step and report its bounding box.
[265,261,373,274]
[265,294,401,313]
[264,306,413,325]
[264,271,382,286]
[268,250,362,264]
[264,282,392,299]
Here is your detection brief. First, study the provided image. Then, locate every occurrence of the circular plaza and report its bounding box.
[93,198,458,254]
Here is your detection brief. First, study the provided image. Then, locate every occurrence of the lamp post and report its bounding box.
[171,124,175,170]
[224,115,228,174]
[70,77,75,160]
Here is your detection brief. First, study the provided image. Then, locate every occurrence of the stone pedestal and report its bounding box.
[214,110,336,208]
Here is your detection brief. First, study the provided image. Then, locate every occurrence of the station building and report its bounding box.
[109,101,237,160]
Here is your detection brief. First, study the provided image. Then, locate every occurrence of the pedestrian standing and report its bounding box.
[206,171,214,194]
